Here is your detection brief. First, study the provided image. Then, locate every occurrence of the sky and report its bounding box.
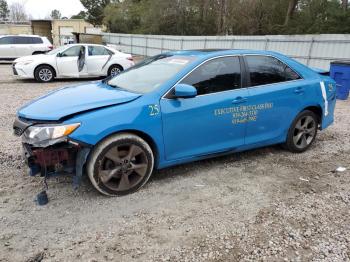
[6,0,86,19]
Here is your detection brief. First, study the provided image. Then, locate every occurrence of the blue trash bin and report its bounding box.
[330,61,350,100]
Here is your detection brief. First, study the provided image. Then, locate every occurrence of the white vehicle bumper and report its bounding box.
[13,63,34,79]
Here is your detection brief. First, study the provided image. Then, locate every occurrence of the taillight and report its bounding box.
[48,45,53,50]
[127,56,134,61]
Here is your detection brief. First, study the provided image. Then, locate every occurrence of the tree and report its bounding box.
[80,0,111,26]
[0,0,9,21]
[342,0,348,10]
[284,0,299,26]
[71,10,87,19]
[9,2,28,22]
[50,9,62,19]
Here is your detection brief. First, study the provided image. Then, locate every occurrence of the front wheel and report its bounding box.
[34,65,55,82]
[87,133,154,196]
[284,110,318,153]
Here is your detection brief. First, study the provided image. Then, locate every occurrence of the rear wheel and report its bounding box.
[87,133,154,196]
[34,65,55,82]
[284,110,318,153]
[108,65,123,77]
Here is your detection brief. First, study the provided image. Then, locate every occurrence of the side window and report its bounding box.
[181,56,241,96]
[13,37,29,44]
[88,46,109,56]
[0,37,13,45]
[61,46,83,57]
[30,37,43,44]
[246,55,300,87]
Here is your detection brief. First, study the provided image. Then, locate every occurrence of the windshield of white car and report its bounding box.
[107,54,196,93]
[46,46,67,55]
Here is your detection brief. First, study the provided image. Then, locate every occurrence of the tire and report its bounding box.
[87,133,154,196]
[32,51,44,55]
[34,65,55,82]
[284,110,318,153]
[108,65,123,77]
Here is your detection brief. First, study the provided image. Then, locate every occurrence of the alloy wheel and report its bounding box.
[38,68,53,82]
[110,67,121,77]
[292,115,316,149]
[98,144,148,192]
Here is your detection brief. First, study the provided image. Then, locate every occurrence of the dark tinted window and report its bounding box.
[246,55,300,87]
[30,37,43,44]
[0,36,14,45]
[181,56,241,95]
[13,37,29,44]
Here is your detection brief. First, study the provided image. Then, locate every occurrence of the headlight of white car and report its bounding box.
[23,123,80,145]
[17,60,34,65]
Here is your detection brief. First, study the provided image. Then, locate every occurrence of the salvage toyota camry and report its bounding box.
[13,49,336,196]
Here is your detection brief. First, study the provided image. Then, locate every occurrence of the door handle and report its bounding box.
[232,97,247,104]
[294,87,304,94]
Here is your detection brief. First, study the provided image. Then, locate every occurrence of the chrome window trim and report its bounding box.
[161,54,243,100]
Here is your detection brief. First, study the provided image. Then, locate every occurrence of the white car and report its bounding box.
[12,44,135,82]
[0,35,53,59]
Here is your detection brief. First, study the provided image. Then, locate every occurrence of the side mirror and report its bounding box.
[174,84,197,98]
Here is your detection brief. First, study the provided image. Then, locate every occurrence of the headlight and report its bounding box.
[18,60,34,65]
[23,123,80,145]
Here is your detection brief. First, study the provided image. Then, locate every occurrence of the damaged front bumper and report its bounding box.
[13,117,91,188]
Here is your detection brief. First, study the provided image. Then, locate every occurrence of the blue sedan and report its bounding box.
[13,49,336,196]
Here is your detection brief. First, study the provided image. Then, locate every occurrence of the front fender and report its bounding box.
[65,99,165,167]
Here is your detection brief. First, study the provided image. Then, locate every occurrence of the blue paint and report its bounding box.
[330,61,350,100]
[17,49,337,170]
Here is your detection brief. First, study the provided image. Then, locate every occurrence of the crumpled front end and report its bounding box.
[13,117,91,187]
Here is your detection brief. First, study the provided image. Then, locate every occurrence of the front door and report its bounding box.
[56,45,87,77]
[243,55,306,145]
[160,56,248,160]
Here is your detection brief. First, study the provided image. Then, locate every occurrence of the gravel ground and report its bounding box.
[0,63,349,262]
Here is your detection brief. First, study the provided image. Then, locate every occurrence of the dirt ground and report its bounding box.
[0,63,349,262]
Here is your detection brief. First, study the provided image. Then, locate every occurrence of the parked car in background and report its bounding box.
[13,49,336,196]
[12,44,134,82]
[0,35,53,60]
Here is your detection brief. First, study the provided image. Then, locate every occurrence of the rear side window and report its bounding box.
[88,46,110,56]
[181,56,241,95]
[0,36,14,45]
[246,55,300,87]
[13,37,29,44]
[30,37,43,44]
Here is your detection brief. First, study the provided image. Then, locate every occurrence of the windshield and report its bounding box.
[46,46,68,55]
[107,54,196,93]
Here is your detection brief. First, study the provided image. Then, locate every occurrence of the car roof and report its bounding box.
[0,34,43,37]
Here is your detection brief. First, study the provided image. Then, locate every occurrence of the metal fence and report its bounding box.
[102,33,350,70]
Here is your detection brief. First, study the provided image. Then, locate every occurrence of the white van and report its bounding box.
[0,35,53,60]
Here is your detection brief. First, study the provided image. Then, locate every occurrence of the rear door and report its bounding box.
[86,45,112,76]
[242,55,306,146]
[160,56,249,160]
[0,36,16,58]
[13,36,32,56]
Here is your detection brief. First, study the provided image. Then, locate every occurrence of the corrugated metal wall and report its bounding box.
[102,33,350,70]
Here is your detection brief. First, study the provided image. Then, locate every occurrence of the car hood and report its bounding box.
[18,81,141,121]
[14,54,47,63]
